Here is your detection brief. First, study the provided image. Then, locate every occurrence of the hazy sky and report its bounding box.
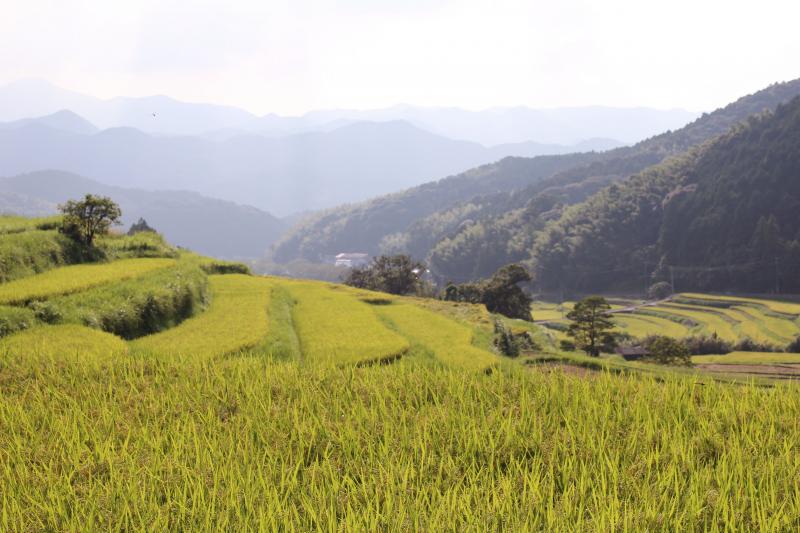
[1,0,798,115]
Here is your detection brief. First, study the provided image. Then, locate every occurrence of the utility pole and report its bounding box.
[775,257,780,294]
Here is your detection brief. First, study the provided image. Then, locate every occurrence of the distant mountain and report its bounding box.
[274,78,800,280]
[0,79,254,136]
[531,96,800,293]
[0,171,286,259]
[0,79,694,146]
[294,105,698,146]
[0,110,98,135]
[0,118,621,215]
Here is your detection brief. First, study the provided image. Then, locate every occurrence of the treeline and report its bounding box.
[272,79,800,295]
[532,97,800,293]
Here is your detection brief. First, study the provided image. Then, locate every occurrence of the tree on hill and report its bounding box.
[343,255,426,295]
[59,194,122,246]
[443,264,533,320]
[566,296,615,357]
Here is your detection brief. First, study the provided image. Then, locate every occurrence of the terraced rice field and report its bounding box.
[288,281,409,365]
[0,324,128,361]
[680,293,800,315]
[130,275,272,359]
[647,303,740,342]
[375,302,497,372]
[0,257,176,304]
[612,312,692,338]
[0,215,60,234]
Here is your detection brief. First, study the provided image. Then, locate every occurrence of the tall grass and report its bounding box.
[288,281,409,365]
[0,257,176,305]
[0,230,85,284]
[97,232,178,260]
[48,259,207,339]
[0,356,797,530]
[0,215,61,234]
[130,275,271,358]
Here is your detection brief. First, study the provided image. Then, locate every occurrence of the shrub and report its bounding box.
[647,281,673,300]
[559,339,576,352]
[682,334,732,355]
[642,335,692,366]
[493,321,538,358]
[732,338,782,353]
[29,301,63,325]
[0,306,36,337]
[788,336,800,353]
[200,260,251,275]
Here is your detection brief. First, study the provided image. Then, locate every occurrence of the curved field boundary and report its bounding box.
[0,324,128,361]
[0,258,176,305]
[375,302,497,372]
[288,282,409,365]
[731,306,800,343]
[613,312,691,338]
[130,275,271,359]
[646,304,738,341]
[679,293,800,316]
[662,302,792,345]
[723,306,796,345]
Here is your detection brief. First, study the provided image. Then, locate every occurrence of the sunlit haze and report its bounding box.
[2,0,798,115]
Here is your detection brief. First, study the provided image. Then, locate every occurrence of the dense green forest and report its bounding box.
[532,96,800,293]
[273,79,800,287]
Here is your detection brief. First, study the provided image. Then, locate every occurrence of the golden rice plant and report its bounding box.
[376,302,498,371]
[288,281,409,365]
[130,274,271,359]
[0,257,176,304]
[0,356,797,531]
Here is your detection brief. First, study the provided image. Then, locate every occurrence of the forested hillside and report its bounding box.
[275,79,800,280]
[271,153,597,261]
[532,96,800,293]
[426,79,800,281]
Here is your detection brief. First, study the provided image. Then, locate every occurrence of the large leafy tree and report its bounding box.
[442,264,533,320]
[343,255,425,295]
[59,194,122,246]
[566,296,615,357]
[481,264,532,320]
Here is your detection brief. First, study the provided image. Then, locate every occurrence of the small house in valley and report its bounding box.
[334,252,369,267]
[615,346,649,361]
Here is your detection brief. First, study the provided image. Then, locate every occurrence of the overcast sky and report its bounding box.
[1,0,798,115]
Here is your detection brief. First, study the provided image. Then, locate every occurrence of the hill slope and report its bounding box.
[0,171,286,258]
[531,96,800,293]
[275,78,800,275]
[0,118,619,215]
